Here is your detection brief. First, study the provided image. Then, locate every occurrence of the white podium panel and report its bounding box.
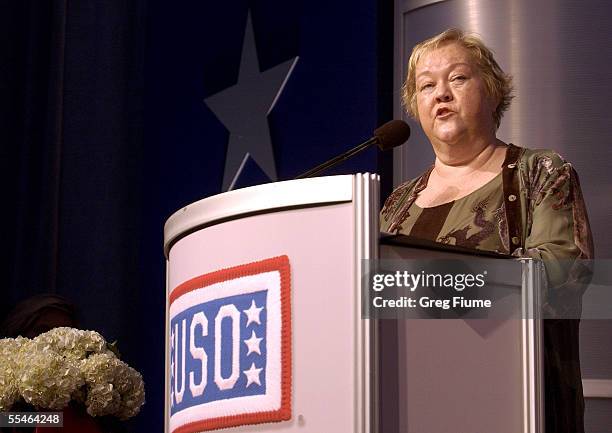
[379,242,543,433]
[163,173,543,433]
[164,174,379,433]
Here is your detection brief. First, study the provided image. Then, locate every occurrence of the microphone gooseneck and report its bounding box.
[294,120,410,179]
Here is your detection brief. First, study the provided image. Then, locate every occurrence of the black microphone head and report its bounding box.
[373,120,411,151]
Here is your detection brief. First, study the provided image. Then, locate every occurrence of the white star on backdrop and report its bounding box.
[243,330,263,355]
[243,300,264,327]
[205,12,299,191]
[243,362,263,387]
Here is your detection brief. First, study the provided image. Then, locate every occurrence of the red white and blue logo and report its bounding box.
[168,256,291,433]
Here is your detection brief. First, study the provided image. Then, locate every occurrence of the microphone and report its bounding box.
[294,120,410,179]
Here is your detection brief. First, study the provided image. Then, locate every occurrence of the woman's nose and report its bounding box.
[435,83,452,102]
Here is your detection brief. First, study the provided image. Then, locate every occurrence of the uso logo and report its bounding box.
[168,256,291,433]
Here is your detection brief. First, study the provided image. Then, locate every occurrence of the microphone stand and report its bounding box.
[294,137,378,179]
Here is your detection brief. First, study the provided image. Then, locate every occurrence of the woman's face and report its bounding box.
[415,42,496,147]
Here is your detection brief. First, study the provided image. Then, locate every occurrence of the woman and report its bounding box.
[381,29,593,433]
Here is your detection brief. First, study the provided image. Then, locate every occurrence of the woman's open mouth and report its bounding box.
[436,108,454,119]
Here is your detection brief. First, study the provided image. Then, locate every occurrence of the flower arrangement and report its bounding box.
[0,327,145,420]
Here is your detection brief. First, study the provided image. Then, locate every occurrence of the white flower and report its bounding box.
[31,327,107,360]
[81,353,145,419]
[0,337,27,411]
[0,327,145,419]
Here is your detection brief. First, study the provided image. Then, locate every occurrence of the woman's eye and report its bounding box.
[420,83,434,91]
[452,75,466,82]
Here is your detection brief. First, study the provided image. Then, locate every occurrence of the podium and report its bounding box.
[163,174,543,433]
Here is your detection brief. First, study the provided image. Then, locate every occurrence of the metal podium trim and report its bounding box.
[354,173,380,433]
[521,258,545,433]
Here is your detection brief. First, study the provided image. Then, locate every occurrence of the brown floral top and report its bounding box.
[381,143,594,285]
[380,143,594,433]
[383,172,506,252]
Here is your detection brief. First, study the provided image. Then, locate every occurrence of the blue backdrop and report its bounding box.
[1,1,392,432]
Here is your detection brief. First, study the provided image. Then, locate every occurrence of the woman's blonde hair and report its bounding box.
[402,28,513,130]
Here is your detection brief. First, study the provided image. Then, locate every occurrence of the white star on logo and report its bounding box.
[243,330,263,356]
[243,300,263,327]
[243,362,263,387]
